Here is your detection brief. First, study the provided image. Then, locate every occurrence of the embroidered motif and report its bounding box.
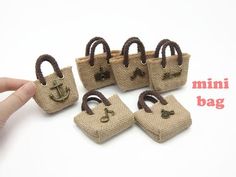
[100,108,115,123]
[162,69,182,80]
[94,67,110,81]
[49,80,70,102]
[161,109,175,119]
[130,67,145,80]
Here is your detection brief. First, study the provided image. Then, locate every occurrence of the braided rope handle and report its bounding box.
[123,38,146,67]
[82,90,111,115]
[138,90,168,113]
[89,39,112,66]
[35,54,63,85]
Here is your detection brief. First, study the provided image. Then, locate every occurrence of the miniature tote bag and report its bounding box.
[76,37,120,91]
[34,54,79,113]
[74,90,134,143]
[134,90,192,143]
[147,40,191,92]
[110,38,154,91]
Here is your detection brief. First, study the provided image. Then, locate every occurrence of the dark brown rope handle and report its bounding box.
[89,39,112,66]
[138,90,168,113]
[35,54,63,85]
[137,95,158,109]
[85,37,107,56]
[123,38,146,67]
[81,97,102,111]
[82,90,111,115]
[154,39,175,58]
[121,37,141,55]
[161,41,183,68]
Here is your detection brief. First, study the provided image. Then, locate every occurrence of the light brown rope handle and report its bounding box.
[35,54,63,85]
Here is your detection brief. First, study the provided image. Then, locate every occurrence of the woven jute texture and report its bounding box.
[110,51,155,91]
[74,95,134,143]
[135,95,191,143]
[76,50,120,91]
[34,67,79,113]
[147,54,190,92]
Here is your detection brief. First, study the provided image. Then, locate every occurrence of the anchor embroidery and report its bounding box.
[130,67,145,80]
[49,80,70,102]
[94,67,110,81]
[100,108,115,123]
[161,109,175,119]
[162,69,182,80]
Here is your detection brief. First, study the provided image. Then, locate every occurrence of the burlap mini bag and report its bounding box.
[134,90,192,143]
[74,90,134,143]
[110,38,154,91]
[76,37,120,90]
[34,54,79,113]
[147,40,191,92]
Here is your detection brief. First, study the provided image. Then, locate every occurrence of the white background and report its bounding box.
[0,0,235,177]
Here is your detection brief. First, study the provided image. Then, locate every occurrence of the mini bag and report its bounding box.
[134,90,192,143]
[76,37,120,90]
[147,40,191,92]
[110,38,154,91]
[34,54,79,113]
[74,90,134,143]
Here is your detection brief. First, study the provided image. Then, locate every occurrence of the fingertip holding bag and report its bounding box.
[147,40,191,92]
[110,37,154,91]
[134,90,192,143]
[74,90,134,143]
[76,37,120,91]
[33,54,79,113]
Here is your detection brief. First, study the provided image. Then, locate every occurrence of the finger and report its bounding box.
[0,77,29,93]
[0,82,36,125]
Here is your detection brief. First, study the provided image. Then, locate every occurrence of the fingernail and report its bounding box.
[22,82,36,97]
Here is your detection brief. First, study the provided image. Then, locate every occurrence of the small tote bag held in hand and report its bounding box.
[76,37,120,90]
[134,90,192,143]
[34,54,79,113]
[110,38,151,91]
[147,41,190,92]
[74,90,134,143]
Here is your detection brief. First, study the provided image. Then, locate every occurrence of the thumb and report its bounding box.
[0,82,36,127]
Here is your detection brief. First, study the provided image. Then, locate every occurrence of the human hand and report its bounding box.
[0,78,36,127]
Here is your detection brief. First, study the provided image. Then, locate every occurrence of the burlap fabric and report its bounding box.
[34,54,78,113]
[135,90,191,143]
[110,38,154,91]
[76,37,120,91]
[147,41,190,92]
[74,91,134,143]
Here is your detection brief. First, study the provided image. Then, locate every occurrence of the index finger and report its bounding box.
[0,77,29,93]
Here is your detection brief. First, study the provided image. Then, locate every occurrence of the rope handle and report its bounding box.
[154,39,175,58]
[85,37,107,56]
[123,38,146,67]
[35,54,63,85]
[161,41,183,68]
[89,39,112,66]
[82,90,111,115]
[138,90,168,113]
